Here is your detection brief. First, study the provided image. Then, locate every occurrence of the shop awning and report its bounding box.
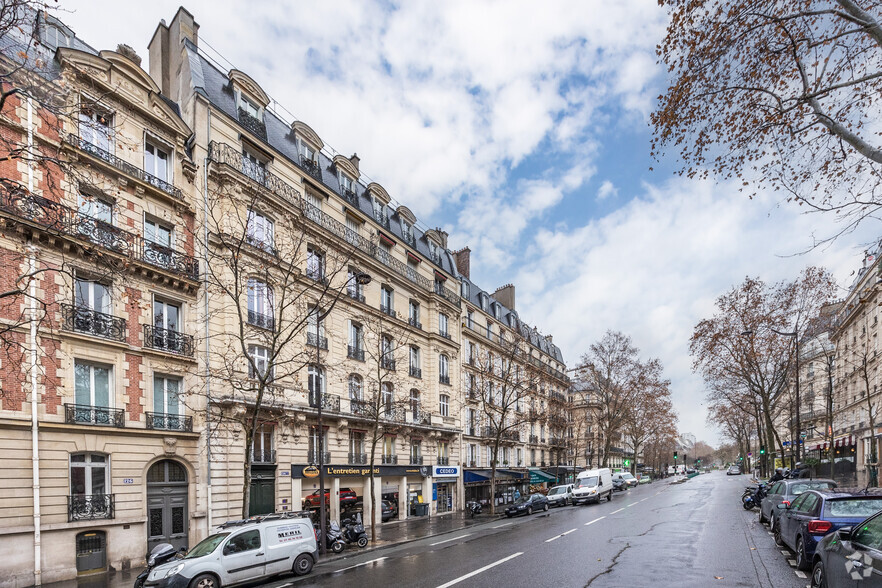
[464,470,526,484]
[528,468,556,483]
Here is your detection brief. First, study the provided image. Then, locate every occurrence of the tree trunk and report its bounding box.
[369,435,379,542]
[241,427,254,519]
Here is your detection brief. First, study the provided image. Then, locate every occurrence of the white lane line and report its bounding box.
[492,522,512,529]
[610,508,625,514]
[561,528,577,536]
[336,557,388,573]
[436,552,524,588]
[626,503,637,508]
[639,498,649,502]
[545,528,578,543]
[585,516,606,526]
[430,534,472,546]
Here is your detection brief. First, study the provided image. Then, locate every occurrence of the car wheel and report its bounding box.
[759,508,767,525]
[811,559,827,588]
[796,537,810,571]
[506,513,512,518]
[543,503,549,512]
[773,520,785,547]
[190,574,218,588]
[293,553,314,576]
[357,536,368,548]
[607,491,613,502]
[526,506,532,515]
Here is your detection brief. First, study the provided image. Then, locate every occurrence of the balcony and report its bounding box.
[307,332,328,350]
[0,190,199,280]
[384,407,406,422]
[437,457,449,466]
[380,305,398,318]
[348,289,366,303]
[530,435,539,444]
[62,304,126,342]
[349,453,368,464]
[348,345,365,361]
[409,455,424,465]
[143,325,194,357]
[382,454,398,464]
[247,309,275,331]
[146,412,193,432]
[468,460,478,468]
[65,134,182,200]
[433,282,461,306]
[251,449,277,464]
[238,107,267,140]
[439,330,451,340]
[408,317,422,330]
[309,392,341,412]
[299,156,323,181]
[465,426,478,436]
[64,403,125,427]
[308,451,331,465]
[382,357,396,371]
[411,410,432,426]
[208,141,300,204]
[306,271,329,286]
[409,366,422,379]
[68,494,114,522]
[439,375,450,385]
[300,197,377,259]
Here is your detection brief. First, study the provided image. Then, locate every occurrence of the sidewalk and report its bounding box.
[42,510,500,588]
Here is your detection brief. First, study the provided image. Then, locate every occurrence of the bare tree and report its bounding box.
[621,362,677,475]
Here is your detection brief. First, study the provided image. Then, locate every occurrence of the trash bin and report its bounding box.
[414,503,429,516]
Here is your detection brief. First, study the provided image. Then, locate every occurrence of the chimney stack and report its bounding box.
[494,283,515,310]
[349,153,360,172]
[453,247,471,279]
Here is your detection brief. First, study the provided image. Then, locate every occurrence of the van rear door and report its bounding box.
[265,522,310,575]
[220,529,266,585]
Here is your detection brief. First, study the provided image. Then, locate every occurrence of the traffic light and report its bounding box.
[760,445,766,455]
[674,451,678,460]
[739,456,744,461]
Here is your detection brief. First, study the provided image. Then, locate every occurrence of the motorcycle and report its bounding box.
[315,522,346,554]
[341,513,369,548]
[134,543,186,588]
[741,483,767,511]
[466,500,482,518]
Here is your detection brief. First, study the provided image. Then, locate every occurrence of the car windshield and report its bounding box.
[825,498,882,518]
[790,482,836,495]
[185,533,229,558]
[549,487,565,495]
[577,476,599,488]
[513,496,530,505]
[622,473,635,480]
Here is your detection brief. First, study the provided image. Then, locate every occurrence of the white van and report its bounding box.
[144,513,317,588]
[572,468,613,505]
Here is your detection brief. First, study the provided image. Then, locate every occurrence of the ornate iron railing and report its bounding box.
[380,305,397,318]
[382,454,398,464]
[439,330,451,340]
[143,325,194,356]
[308,451,331,464]
[434,281,461,306]
[350,398,370,415]
[409,455,424,465]
[408,317,422,330]
[384,407,405,422]
[374,247,433,291]
[348,453,368,465]
[347,345,365,361]
[247,309,275,331]
[208,141,300,204]
[437,457,449,466]
[409,366,422,378]
[439,374,450,385]
[252,449,277,463]
[146,412,193,432]
[62,304,126,342]
[309,392,340,412]
[373,210,391,229]
[382,357,396,371]
[412,410,431,425]
[300,199,377,256]
[238,107,268,140]
[530,434,539,444]
[307,332,328,349]
[64,403,125,427]
[66,134,182,200]
[0,190,198,279]
[68,494,114,522]
[298,156,323,181]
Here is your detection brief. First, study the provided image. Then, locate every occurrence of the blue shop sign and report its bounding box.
[433,465,460,478]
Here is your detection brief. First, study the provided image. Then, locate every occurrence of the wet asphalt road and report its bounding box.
[266,471,806,588]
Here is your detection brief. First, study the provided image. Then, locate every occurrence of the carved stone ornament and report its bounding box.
[163,436,178,455]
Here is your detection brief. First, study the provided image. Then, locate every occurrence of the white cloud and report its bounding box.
[597,180,618,201]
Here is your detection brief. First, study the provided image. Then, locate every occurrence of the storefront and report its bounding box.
[433,466,459,513]
[464,469,528,507]
[529,467,557,493]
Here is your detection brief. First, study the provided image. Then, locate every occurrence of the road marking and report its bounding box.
[335,557,388,573]
[639,498,648,502]
[626,503,637,508]
[436,552,524,588]
[430,534,472,546]
[585,516,605,526]
[795,571,807,579]
[492,522,512,528]
[562,528,577,536]
[788,559,797,567]
[545,528,578,543]
[781,550,791,556]
[610,508,625,514]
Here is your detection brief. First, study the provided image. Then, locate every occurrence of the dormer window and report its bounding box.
[372,197,386,223]
[402,220,414,244]
[44,24,70,49]
[428,241,438,260]
[299,140,317,163]
[239,94,261,120]
[339,173,354,195]
[461,281,470,298]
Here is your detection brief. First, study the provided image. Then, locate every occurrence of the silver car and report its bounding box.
[546,484,574,507]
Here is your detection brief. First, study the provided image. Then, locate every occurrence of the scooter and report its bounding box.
[314,522,346,554]
[341,513,369,548]
[741,483,767,511]
[134,543,186,588]
[466,500,482,518]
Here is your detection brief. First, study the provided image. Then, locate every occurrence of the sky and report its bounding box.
[59,0,879,446]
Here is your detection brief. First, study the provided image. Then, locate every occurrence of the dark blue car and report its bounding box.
[775,490,882,571]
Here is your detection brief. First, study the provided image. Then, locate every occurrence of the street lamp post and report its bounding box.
[314,271,371,555]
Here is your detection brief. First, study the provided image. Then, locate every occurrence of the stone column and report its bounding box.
[330,477,341,523]
[399,476,408,520]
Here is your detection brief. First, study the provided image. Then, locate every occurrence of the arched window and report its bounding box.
[349,374,363,400]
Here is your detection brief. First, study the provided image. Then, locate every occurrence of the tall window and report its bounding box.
[339,173,354,194]
[306,247,324,282]
[144,218,173,250]
[439,354,449,384]
[407,258,418,280]
[382,335,394,369]
[383,435,396,458]
[75,278,110,314]
[247,279,274,329]
[428,240,438,261]
[345,218,360,247]
[239,94,261,119]
[307,306,325,347]
[74,361,111,408]
[461,281,470,298]
[308,425,328,462]
[409,346,420,375]
[348,321,363,356]
[439,312,449,336]
[409,300,420,327]
[381,286,394,314]
[70,453,109,516]
[372,197,385,222]
[402,220,414,243]
[246,210,274,250]
[466,310,474,329]
[144,140,170,183]
[248,345,272,379]
[252,424,274,462]
[78,193,112,224]
[382,382,394,413]
[308,365,325,402]
[153,375,181,417]
[348,374,363,400]
[439,393,449,417]
[347,268,364,300]
[410,389,421,417]
[439,441,449,461]
[410,440,422,463]
[299,140,317,164]
[79,106,112,151]
[349,430,365,461]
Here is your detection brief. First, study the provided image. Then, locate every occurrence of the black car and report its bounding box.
[811,509,882,587]
[381,500,396,522]
[504,493,549,517]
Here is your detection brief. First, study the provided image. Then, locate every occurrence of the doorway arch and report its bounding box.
[146,459,188,551]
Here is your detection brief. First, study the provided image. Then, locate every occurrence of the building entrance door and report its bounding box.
[146,460,188,552]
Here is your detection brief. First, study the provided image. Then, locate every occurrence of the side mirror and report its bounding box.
[776,503,789,510]
[839,527,852,540]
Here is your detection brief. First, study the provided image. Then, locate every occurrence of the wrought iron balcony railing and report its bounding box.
[146,412,193,432]
[65,403,125,427]
[238,107,268,140]
[408,317,422,330]
[68,494,114,522]
[373,210,391,229]
[307,332,328,350]
[349,452,368,464]
[62,304,126,342]
[309,392,341,412]
[530,435,539,444]
[350,398,370,415]
[437,457,449,466]
[0,190,199,280]
[308,451,331,465]
[251,449,277,464]
[439,330,451,340]
[143,325,195,356]
[382,357,396,371]
[66,134,182,200]
[384,407,405,422]
[348,289,366,303]
[348,345,365,361]
[409,366,422,378]
[433,281,461,305]
[380,305,397,318]
[298,156,323,181]
[382,454,398,464]
[409,455,424,465]
[411,410,432,426]
[439,374,450,385]
[208,141,300,204]
[247,309,275,331]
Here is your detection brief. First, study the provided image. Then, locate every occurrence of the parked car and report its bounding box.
[613,472,638,488]
[637,474,652,485]
[303,488,359,509]
[573,468,613,504]
[504,493,549,517]
[760,478,837,528]
[811,506,882,587]
[775,489,882,571]
[144,513,317,587]
[546,484,574,507]
[381,500,396,522]
[727,465,742,475]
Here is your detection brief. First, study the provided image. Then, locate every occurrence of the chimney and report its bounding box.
[117,44,141,66]
[453,247,471,279]
[494,283,515,310]
[435,228,448,248]
[349,153,360,172]
[148,7,199,98]
[545,334,553,344]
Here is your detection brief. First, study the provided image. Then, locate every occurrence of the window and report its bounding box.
[345,217,361,247]
[251,424,274,462]
[145,217,173,249]
[242,148,266,184]
[307,247,324,282]
[305,192,322,211]
[439,354,449,385]
[348,374,363,400]
[308,365,325,402]
[429,240,438,261]
[349,431,365,461]
[307,306,325,348]
[144,140,170,183]
[382,335,395,369]
[78,192,112,224]
[383,435,396,457]
[409,346,421,375]
[402,220,414,244]
[308,426,328,463]
[74,361,111,408]
[79,105,112,152]
[468,374,477,397]
[248,345,272,379]
[339,173,354,194]
[410,389,421,416]
[153,375,181,417]
[461,281,470,298]
[348,321,363,357]
[382,382,394,412]
[439,312,449,337]
[43,23,70,49]
[346,268,364,302]
[70,453,110,518]
[75,278,110,314]
[372,198,385,222]
[466,310,474,329]
[440,393,449,417]
[381,286,394,314]
[247,279,274,329]
[407,258,418,281]
[516,448,523,466]
[410,441,422,463]
[239,94,261,119]
[299,140,317,164]
[246,210,274,250]
[409,300,420,327]
[468,444,478,466]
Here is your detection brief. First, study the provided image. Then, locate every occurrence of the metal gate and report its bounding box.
[75,531,106,573]
[146,460,188,552]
